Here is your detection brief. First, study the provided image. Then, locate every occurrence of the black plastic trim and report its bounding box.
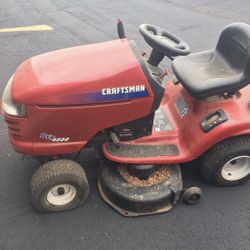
[129,40,165,112]
[200,109,228,133]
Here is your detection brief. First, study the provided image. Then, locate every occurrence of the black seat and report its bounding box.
[172,22,250,99]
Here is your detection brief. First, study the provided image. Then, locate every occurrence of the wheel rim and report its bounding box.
[47,184,76,206]
[221,156,250,181]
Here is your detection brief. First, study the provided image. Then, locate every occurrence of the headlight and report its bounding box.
[2,76,27,117]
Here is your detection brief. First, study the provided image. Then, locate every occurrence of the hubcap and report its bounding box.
[47,184,76,206]
[221,156,250,181]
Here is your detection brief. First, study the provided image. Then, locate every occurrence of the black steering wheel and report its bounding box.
[139,24,190,66]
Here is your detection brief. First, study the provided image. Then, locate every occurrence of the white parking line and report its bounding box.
[0,25,53,33]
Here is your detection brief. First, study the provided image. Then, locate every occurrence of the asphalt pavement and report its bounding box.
[0,0,250,249]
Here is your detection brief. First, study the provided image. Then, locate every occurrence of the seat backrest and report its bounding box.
[216,22,250,78]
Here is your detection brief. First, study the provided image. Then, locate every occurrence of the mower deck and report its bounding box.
[98,163,182,217]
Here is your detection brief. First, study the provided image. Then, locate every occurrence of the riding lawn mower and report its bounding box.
[1,21,250,216]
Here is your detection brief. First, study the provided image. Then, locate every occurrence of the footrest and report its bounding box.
[106,143,179,158]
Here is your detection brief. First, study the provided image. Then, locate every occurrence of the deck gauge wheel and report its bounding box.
[182,187,202,205]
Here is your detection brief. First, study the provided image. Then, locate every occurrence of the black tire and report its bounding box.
[31,159,89,212]
[200,135,250,186]
[182,187,202,205]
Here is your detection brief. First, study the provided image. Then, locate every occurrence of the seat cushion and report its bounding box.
[171,50,248,99]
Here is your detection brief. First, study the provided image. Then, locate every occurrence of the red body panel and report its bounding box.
[12,39,153,105]
[3,39,250,163]
[4,39,154,155]
[103,82,250,164]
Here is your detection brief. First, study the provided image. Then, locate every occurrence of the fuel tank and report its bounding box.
[12,39,154,106]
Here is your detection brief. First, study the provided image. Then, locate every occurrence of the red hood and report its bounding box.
[12,39,150,105]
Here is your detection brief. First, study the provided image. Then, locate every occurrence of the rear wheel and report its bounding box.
[200,136,250,186]
[31,159,89,212]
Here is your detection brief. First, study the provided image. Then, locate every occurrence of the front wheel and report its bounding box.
[200,136,250,186]
[31,159,89,212]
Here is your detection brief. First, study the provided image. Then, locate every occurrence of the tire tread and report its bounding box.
[31,159,88,212]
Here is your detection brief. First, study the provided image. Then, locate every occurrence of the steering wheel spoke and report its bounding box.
[145,25,161,36]
[175,42,186,49]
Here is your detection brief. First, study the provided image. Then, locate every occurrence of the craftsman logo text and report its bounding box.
[102,85,146,95]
